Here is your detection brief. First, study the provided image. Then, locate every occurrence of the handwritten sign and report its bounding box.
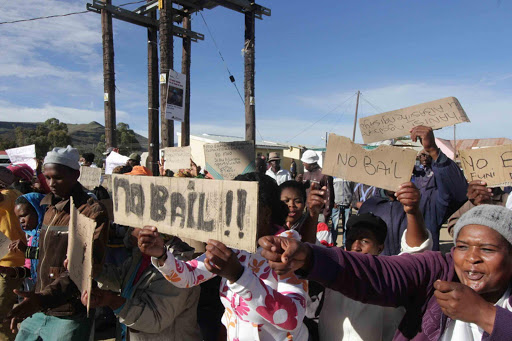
[67,198,95,316]
[6,144,37,171]
[79,166,102,190]
[323,134,417,191]
[112,175,258,252]
[459,146,512,187]
[359,97,470,144]
[204,141,256,180]
[163,146,191,172]
[105,151,129,175]
[0,230,11,260]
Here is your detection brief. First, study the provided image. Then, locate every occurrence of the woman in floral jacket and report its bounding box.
[138,172,326,340]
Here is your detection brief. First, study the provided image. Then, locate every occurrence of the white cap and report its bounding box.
[301,150,319,164]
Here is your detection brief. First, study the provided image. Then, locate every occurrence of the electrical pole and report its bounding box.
[159,0,174,147]
[244,10,256,143]
[147,4,159,175]
[181,9,191,147]
[352,90,360,142]
[101,0,116,148]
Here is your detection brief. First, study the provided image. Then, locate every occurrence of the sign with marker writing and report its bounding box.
[67,198,95,316]
[459,145,512,187]
[359,97,470,144]
[141,152,148,168]
[79,166,102,190]
[163,146,191,172]
[204,141,256,180]
[323,134,417,191]
[112,175,259,252]
[6,144,37,171]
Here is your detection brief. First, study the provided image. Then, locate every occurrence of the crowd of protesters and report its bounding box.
[0,124,509,340]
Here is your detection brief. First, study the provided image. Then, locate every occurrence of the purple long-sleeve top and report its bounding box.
[360,150,468,254]
[306,244,512,340]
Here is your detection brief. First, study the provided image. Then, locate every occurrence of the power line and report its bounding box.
[198,11,245,105]
[0,11,89,25]
[198,11,269,146]
[0,1,146,25]
[285,92,358,144]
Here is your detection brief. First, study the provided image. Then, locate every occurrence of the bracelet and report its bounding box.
[157,247,167,260]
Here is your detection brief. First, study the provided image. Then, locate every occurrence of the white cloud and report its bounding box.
[0,100,129,124]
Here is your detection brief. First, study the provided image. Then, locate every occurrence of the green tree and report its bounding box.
[96,122,141,157]
[15,118,71,158]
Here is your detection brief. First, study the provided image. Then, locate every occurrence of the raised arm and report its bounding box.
[259,236,449,309]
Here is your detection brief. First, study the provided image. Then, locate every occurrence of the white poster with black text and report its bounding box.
[165,70,186,122]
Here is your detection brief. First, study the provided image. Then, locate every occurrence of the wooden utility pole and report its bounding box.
[352,90,360,142]
[181,10,191,147]
[101,0,116,147]
[159,0,174,147]
[147,4,159,175]
[244,11,256,143]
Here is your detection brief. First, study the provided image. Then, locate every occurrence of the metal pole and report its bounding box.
[181,10,191,147]
[101,0,116,148]
[147,5,159,175]
[244,11,256,143]
[352,90,360,142]
[453,125,457,161]
[159,0,174,147]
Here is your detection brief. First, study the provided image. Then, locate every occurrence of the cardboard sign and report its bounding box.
[6,144,37,171]
[165,70,186,122]
[79,166,102,190]
[67,198,95,316]
[163,146,191,172]
[141,152,149,168]
[0,230,11,261]
[323,134,417,191]
[204,141,256,180]
[359,97,470,144]
[105,151,129,175]
[459,146,512,187]
[112,175,258,252]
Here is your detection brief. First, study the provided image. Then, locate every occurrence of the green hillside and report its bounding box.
[0,121,148,153]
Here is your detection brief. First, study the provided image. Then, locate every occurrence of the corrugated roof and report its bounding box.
[187,133,324,150]
[437,138,512,150]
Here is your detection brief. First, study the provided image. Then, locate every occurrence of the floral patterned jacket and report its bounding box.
[152,229,309,341]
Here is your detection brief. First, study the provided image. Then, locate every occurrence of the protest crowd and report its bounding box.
[0,120,511,341]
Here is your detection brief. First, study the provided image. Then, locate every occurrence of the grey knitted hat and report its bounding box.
[453,204,512,246]
[44,146,80,170]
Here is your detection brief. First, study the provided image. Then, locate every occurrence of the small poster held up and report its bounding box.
[79,166,102,190]
[165,70,186,122]
[67,198,96,316]
[204,141,256,180]
[459,145,512,187]
[105,151,129,175]
[6,145,37,171]
[323,134,417,191]
[359,97,470,144]
[162,146,191,172]
[112,175,259,252]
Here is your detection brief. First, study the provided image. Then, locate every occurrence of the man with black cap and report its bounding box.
[265,152,291,185]
[9,146,109,341]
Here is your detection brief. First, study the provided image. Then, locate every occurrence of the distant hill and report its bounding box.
[0,121,148,152]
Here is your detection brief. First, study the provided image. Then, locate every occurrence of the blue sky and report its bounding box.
[1,0,511,147]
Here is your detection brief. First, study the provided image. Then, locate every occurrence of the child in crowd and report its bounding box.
[137,173,315,340]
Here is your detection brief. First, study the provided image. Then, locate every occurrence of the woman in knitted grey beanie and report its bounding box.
[259,203,512,340]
